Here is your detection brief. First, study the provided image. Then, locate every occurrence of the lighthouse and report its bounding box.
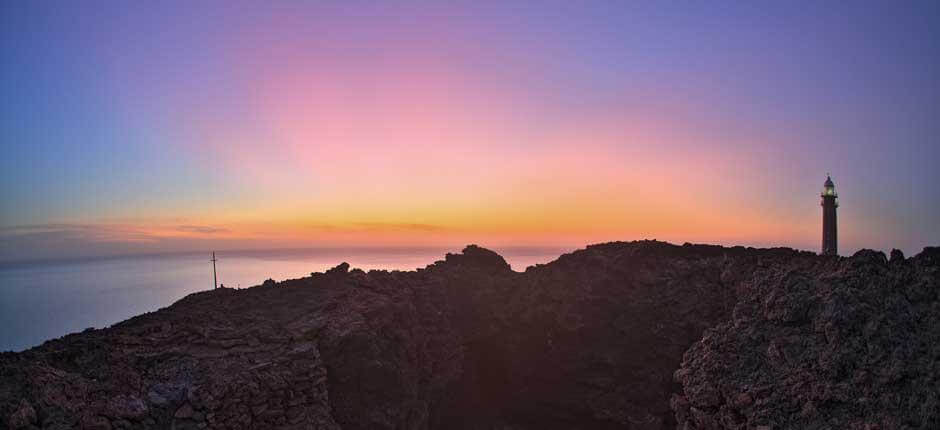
[821,175,838,255]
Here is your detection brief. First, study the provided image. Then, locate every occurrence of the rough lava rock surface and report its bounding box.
[0,241,937,429]
[672,247,940,429]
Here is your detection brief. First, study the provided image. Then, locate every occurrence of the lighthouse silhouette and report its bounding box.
[821,175,838,255]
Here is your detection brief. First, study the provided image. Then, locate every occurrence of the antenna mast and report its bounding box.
[211,251,218,289]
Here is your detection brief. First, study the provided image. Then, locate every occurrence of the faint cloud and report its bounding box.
[0,222,241,263]
[176,225,229,234]
[295,222,448,233]
[0,224,81,235]
[0,223,158,243]
[350,222,446,232]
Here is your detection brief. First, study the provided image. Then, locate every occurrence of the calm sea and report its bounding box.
[0,247,568,352]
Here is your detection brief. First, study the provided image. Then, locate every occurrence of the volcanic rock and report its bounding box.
[673,247,940,429]
[0,241,936,429]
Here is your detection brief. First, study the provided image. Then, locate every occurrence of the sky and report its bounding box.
[1,1,938,262]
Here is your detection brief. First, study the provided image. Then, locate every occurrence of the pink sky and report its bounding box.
[2,2,937,262]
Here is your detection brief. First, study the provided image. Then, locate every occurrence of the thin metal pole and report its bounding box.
[211,251,218,289]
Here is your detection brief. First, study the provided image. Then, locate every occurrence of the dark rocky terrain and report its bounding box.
[1,241,937,429]
[673,248,940,429]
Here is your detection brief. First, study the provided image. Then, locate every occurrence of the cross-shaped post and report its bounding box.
[210,251,218,289]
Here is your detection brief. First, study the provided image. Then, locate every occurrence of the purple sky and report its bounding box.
[1,1,938,261]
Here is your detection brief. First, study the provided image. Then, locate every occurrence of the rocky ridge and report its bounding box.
[1,241,937,429]
[673,248,940,429]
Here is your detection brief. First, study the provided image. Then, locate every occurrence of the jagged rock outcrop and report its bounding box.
[0,242,936,429]
[673,247,940,429]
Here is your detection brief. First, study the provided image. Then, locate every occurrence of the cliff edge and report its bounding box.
[1,242,937,429]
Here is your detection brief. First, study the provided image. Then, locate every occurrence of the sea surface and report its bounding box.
[0,246,569,352]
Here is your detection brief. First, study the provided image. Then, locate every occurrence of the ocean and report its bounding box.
[0,246,569,352]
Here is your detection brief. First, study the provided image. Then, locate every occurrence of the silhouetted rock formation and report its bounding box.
[1,242,937,429]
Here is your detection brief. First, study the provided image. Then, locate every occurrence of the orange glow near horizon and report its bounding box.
[144,50,799,252]
[6,2,935,262]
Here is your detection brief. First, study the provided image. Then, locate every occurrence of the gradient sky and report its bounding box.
[1,1,938,262]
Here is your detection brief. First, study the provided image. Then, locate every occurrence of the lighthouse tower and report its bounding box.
[821,175,838,255]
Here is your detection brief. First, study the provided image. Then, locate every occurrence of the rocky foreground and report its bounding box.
[1,241,938,430]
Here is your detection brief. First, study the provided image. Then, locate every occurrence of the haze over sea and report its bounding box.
[0,246,566,352]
